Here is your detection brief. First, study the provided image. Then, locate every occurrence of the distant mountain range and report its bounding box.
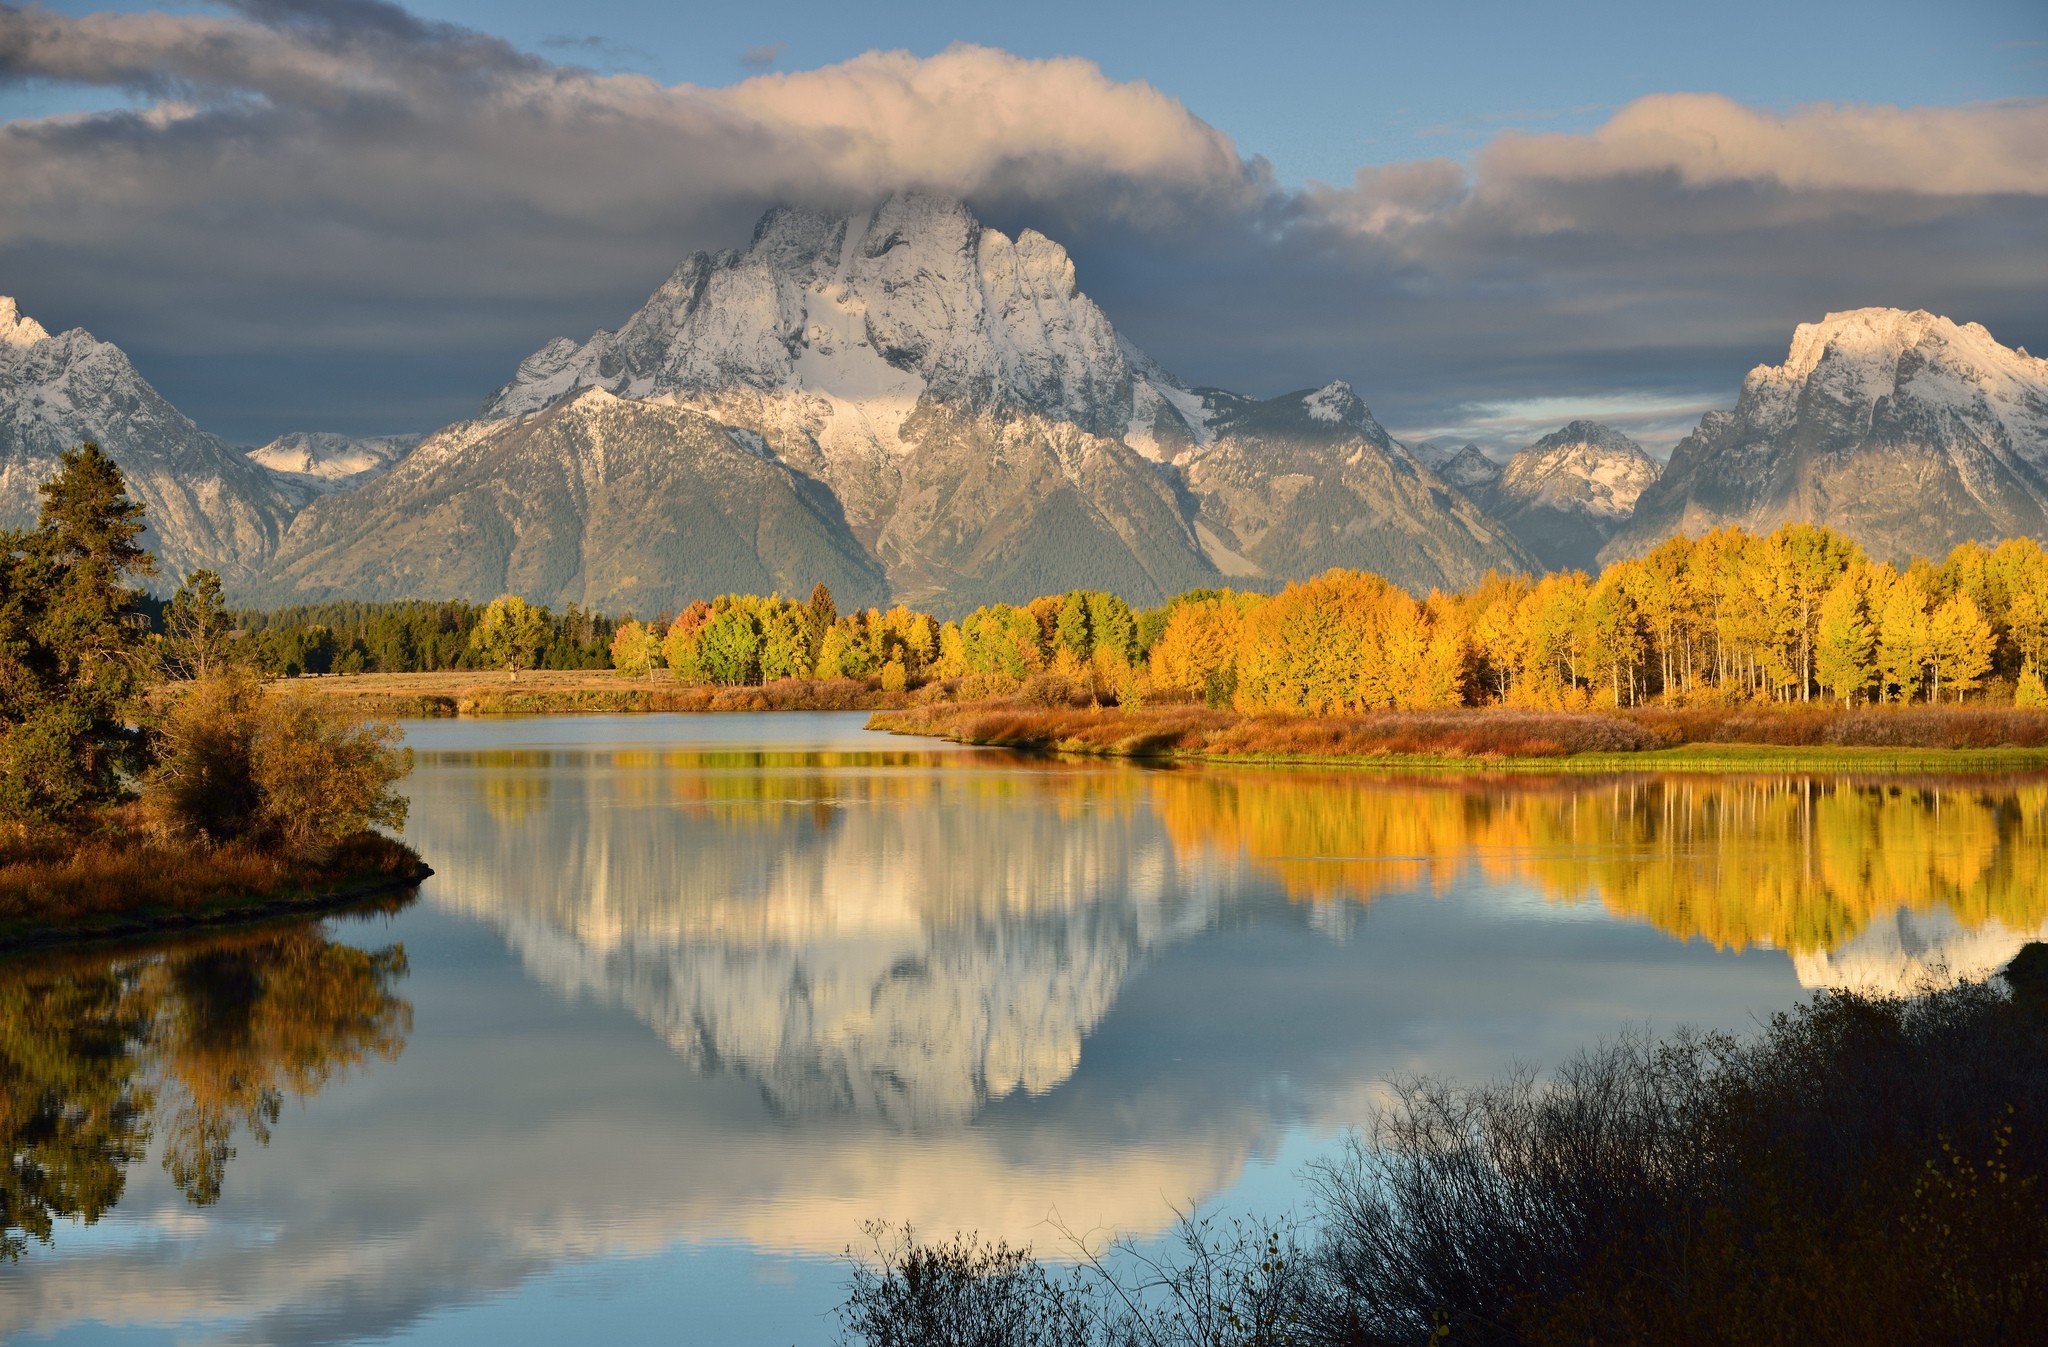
[4,196,2046,608]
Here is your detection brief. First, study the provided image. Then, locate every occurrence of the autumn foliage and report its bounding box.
[611,524,2048,717]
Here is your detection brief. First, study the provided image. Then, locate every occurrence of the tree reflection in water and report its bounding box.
[0,920,411,1259]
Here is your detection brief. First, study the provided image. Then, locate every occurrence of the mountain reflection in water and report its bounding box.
[415,745,2048,1128]
[10,716,2048,1346]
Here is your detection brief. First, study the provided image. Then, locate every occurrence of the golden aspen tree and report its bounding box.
[609,620,661,677]
[1512,573,1591,707]
[1929,591,1994,702]
[1584,577,1644,707]
[932,622,969,679]
[2018,660,2048,708]
[1415,593,1473,709]
[1465,572,1532,703]
[1813,574,1876,706]
[1148,597,1249,705]
[1235,570,1422,714]
[1874,568,1932,702]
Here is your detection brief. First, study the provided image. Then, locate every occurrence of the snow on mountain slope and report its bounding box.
[1607,309,2048,565]
[1484,421,1659,571]
[0,298,294,586]
[1495,421,1658,519]
[483,193,1202,448]
[248,430,423,496]
[255,197,1533,609]
[1433,443,1504,492]
[1183,383,1538,591]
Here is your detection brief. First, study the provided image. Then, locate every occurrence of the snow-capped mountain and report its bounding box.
[259,194,1532,609]
[1485,421,1659,571]
[1606,309,2048,565]
[483,195,1172,441]
[247,430,422,497]
[253,391,890,613]
[1181,382,1535,587]
[0,297,294,586]
[1430,443,1505,493]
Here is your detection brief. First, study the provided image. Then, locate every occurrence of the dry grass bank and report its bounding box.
[291,670,909,718]
[868,698,2048,765]
[0,809,429,950]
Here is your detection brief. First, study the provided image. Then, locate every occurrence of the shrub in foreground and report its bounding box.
[839,966,2048,1347]
[144,670,411,859]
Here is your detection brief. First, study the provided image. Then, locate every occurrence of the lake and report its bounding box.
[7,712,2045,1345]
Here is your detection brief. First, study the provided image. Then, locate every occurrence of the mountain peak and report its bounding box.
[1607,308,2048,567]
[1438,443,1504,491]
[479,192,1189,451]
[1302,380,1368,426]
[1532,420,1645,455]
[0,297,50,350]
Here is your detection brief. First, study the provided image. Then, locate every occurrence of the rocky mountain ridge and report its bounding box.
[1606,308,2048,564]
[247,430,423,498]
[256,193,1538,609]
[17,224,2048,609]
[1483,421,1661,571]
[0,297,293,587]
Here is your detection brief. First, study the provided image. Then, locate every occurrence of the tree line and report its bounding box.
[578,523,2048,711]
[224,598,615,676]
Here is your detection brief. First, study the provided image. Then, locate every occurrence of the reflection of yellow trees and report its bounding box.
[1145,771,2048,954]
[0,923,410,1257]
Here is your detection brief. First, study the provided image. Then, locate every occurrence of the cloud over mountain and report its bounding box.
[0,0,2042,444]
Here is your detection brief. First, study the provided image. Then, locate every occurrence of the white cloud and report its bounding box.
[0,1,2041,443]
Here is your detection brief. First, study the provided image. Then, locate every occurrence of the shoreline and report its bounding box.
[865,701,2048,775]
[289,669,909,719]
[0,842,434,955]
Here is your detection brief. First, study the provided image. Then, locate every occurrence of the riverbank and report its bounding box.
[0,822,432,952]
[867,699,2048,772]
[291,669,911,718]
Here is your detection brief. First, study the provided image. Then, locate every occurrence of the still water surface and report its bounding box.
[8,713,2046,1344]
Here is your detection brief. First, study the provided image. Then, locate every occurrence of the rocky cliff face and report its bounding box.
[1605,309,2048,565]
[1429,443,1505,493]
[0,297,294,586]
[260,194,1533,609]
[1486,420,1659,571]
[1183,384,1537,590]
[250,390,888,611]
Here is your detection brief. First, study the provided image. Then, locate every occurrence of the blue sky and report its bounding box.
[417,0,2048,179]
[13,0,2043,181]
[0,0,2043,446]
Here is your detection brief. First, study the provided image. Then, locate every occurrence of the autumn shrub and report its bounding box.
[143,674,411,861]
[1020,672,1085,708]
[1627,704,2048,750]
[142,669,267,844]
[251,691,411,859]
[840,968,2048,1347]
[1311,975,2048,1347]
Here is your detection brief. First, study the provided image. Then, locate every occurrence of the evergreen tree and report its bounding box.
[1055,592,1092,658]
[0,445,158,822]
[163,569,234,679]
